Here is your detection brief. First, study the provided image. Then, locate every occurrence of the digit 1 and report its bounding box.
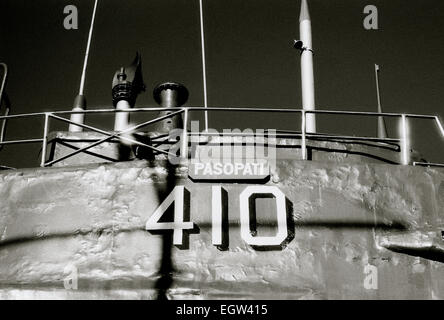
[212,186,228,249]
[212,186,223,246]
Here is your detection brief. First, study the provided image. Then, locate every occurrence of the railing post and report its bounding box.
[401,114,410,165]
[301,110,307,160]
[0,63,8,106]
[181,108,189,160]
[435,116,444,137]
[41,113,50,167]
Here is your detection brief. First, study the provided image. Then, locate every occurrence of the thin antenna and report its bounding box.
[199,0,209,131]
[0,63,10,150]
[69,0,99,132]
[79,0,99,96]
[0,63,7,105]
[375,64,388,139]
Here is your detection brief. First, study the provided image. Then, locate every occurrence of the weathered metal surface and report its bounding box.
[0,159,443,299]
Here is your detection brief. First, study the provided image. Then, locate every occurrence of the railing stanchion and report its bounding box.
[401,114,410,165]
[181,108,189,160]
[301,110,307,160]
[41,113,50,167]
[435,116,444,137]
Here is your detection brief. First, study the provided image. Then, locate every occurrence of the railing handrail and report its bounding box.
[0,106,440,119]
[0,106,443,168]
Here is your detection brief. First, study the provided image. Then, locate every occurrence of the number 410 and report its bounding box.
[146,185,290,248]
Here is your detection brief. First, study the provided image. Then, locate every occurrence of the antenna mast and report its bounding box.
[199,0,209,131]
[0,63,10,150]
[69,0,99,132]
[79,0,99,96]
[298,0,316,133]
[375,64,388,139]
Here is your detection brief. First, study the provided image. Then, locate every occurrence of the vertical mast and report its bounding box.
[78,0,99,97]
[0,63,10,150]
[299,0,316,133]
[375,64,388,139]
[69,0,99,132]
[199,0,209,131]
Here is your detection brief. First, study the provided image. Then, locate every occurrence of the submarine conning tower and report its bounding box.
[2,0,444,301]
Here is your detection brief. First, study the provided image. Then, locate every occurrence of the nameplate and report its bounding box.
[189,160,270,181]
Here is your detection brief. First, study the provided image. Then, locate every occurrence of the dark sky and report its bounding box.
[1,0,444,168]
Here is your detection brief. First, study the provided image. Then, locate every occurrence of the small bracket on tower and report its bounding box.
[293,40,314,54]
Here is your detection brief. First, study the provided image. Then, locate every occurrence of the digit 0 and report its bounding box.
[239,186,288,246]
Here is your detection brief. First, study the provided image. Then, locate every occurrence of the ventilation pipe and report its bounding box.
[153,82,189,133]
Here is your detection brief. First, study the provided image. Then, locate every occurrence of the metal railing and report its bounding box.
[0,106,443,168]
